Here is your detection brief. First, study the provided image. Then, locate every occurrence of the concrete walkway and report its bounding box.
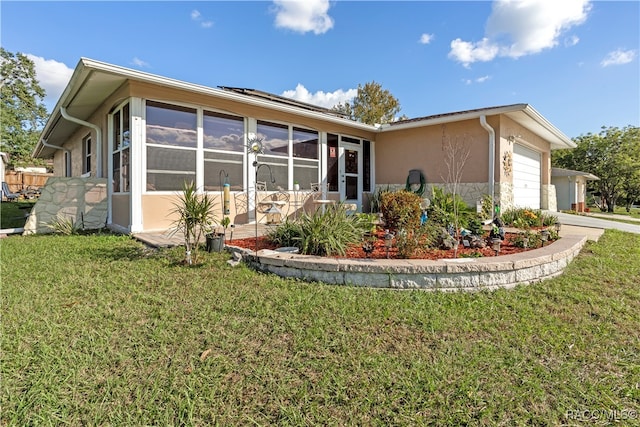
[134,223,271,248]
[546,211,640,236]
[585,212,640,223]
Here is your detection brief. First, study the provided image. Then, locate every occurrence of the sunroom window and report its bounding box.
[203,110,245,191]
[145,101,197,191]
[256,121,319,190]
[293,127,319,190]
[112,103,130,192]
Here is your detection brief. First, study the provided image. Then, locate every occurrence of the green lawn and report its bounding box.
[0,200,36,229]
[2,230,639,425]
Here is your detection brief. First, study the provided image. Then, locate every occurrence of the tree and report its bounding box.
[618,127,640,211]
[0,48,48,166]
[331,81,401,125]
[552,126,640,212]
[441,126,472,257]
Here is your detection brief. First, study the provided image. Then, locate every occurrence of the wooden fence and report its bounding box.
[4,171,53,193]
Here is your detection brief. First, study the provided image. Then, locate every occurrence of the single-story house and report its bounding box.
[551,167,599,212]
[33,58,575,233]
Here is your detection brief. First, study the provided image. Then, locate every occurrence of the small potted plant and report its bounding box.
[205,216,230,253]
[293,181,300,191]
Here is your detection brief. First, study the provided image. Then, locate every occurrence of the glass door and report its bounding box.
[339,142,362,211]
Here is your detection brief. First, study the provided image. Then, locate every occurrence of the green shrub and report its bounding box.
[395,222,441,258]
[502,208,557,228]
[427,186,471,230]
[512,230,542,248]
[480,193,494,219]
[380,190,422,230]
[465,215,485,236]
[265,219,303,247]
[540,211,558,226]
[355,212,380,234]
[369,185,392,213]
[267,203,369,256]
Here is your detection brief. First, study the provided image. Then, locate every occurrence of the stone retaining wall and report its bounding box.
[231,235,587,291]
[23,177,108,235]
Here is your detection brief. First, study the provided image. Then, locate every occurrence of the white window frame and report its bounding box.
[82,134,92,176]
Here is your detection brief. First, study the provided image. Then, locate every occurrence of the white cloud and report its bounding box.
[601,48,637,67]
[449,0,591,67]
[191,9,213,28]
[462,75,491,85]
[449,38,500,68]
[25,54,73,107]
[281,83,357,109]
[131,57,149,68]
[565,35,580,47]
[272,0,334,35]
[419,33,434,44]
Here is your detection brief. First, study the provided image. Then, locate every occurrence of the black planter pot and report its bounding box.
[206,233,225,252]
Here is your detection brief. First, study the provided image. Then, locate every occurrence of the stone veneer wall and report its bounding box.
[543,184,557,211]
[496,182,514,211]
[23,177,108,235]
[234,235,586,291]
[376,183,490,209]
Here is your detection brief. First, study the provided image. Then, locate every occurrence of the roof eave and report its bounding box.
[519,105,576,150]
[77,59,377,131]
[34,58,377,158]
[379,103,575,150]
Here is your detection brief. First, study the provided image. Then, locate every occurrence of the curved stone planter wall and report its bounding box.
[231,235,587,291]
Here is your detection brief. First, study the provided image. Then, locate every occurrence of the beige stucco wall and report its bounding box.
[375,117,496,187]
[112,194,131,231]
[140,190,341,231]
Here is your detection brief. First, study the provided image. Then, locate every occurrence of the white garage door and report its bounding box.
[513,144,541,209]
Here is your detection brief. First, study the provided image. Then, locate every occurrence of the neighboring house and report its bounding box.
[551,167,599,212]
[33,58,575,233]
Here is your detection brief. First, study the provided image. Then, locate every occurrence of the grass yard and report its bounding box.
[2,230,639,425]
[0,200,36,229]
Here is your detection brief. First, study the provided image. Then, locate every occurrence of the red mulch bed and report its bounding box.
[228,229,540,260]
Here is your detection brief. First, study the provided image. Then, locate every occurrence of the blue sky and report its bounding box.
[2,0,638,138]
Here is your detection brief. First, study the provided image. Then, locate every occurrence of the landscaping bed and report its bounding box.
[229,229,538,260]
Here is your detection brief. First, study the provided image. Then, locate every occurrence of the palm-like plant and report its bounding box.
[170,181,216,265]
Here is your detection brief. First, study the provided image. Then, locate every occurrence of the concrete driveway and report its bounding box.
[544,210,640,240]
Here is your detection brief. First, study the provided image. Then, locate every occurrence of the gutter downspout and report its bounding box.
[60,107,102,177]
[479,115,495,214]
[41,138,71,176]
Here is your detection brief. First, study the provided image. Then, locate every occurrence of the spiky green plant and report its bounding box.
[267,203,369,256]
[46,213,80,235]
[170,181,217,265]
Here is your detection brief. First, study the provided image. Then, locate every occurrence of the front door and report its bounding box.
[339,142,362,211]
